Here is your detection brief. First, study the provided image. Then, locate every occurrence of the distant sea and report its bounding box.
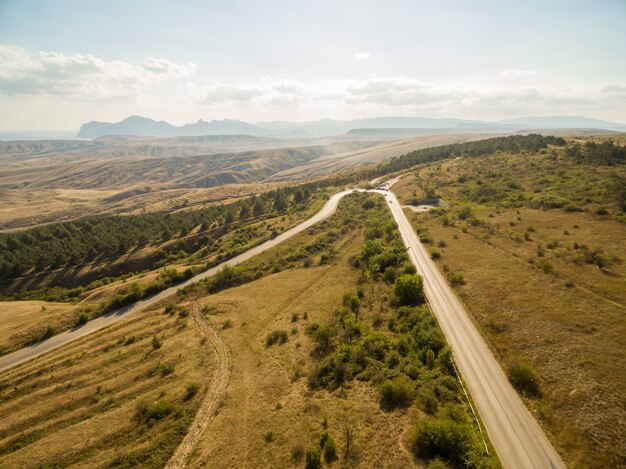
[0,131,82,141]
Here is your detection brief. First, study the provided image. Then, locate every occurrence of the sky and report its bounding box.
[0,0,625,131]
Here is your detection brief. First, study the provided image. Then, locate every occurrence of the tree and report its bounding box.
[293,189,304,204]
[253,198,265,217]
[273,192,288,212]
[393,274,425,306]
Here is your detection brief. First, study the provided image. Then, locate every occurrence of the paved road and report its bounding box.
[0,190,353,373]
[383,187,566,469]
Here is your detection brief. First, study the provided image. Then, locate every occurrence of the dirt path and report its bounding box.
[165,304,230,469]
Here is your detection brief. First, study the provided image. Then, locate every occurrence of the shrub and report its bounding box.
[266,330,288,347]
[508,357,541,397]
[291,443,305,462]
[411,417,477,468]
[322,434,338,462]
[76,312,89,326]
[393,274,425,306]
[263,430,274,443]
[222,319,233,329]
[135,399,178,424]
[151,335,162,350]
[124,336,137,346]
[185,382,200,400]
[446,271,466,287]
[40,325,55,341]
[430,249,442,260]
[537,259,555,274]
[305,446,322,469]
[160,363,175,376]
[380,375,415,408]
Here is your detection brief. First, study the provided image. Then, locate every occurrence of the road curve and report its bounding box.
[0,190,354,373]
[383,188,565,469]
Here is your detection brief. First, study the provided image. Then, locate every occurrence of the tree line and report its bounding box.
[0,185,314,284]
[564,139,626,165]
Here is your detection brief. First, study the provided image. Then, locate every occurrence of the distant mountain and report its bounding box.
[77,115,626,139]
[497,116,626,132]
[77,116,267,139]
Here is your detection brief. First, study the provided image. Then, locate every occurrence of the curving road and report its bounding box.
[0,184,566,469]
[0,190,353,373]
[383,186,565,469]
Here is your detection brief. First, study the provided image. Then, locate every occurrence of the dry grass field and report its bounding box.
[0,301,79,355]
[394,141,626,468]
[0,303,213,468]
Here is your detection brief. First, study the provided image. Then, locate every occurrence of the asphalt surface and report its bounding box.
[383,187,565,469]
[0,190,353,373]
[0,186,567,469]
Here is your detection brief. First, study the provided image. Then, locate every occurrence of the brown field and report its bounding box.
[394,145,626,468]
[0,302,213,468]
[0,301,79,354]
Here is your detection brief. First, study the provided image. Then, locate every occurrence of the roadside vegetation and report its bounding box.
[394,135,626,468]
[179,193,499,468]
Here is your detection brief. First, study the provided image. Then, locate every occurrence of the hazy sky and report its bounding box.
[1,0,625,130]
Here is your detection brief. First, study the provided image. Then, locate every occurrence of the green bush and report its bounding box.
[40,325,55,341]
[185,382,200,400]
[151,335,162,350]
[380,375,415,408]
[305,446,322,469]
[430,249,442,260]
[411,417,478,468]
[135,399,178,424]
[508,357,541,397]
[393,274,425,306]
[76,312,89,326]
[265,330,288,347]
[322,434,337,463]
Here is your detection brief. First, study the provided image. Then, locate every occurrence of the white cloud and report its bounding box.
[0,45,197,101]
[353,52,371,60]
[1,45,625,128]
[501,69,537,77]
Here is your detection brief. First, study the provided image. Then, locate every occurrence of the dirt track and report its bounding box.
[165,303,230,469]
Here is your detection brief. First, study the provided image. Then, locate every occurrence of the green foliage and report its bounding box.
[0,183,322,288]
[184,382,200,400]
[76,312,89,326]
[564,140,626,165]
[39,325,55,342]
[305,446,322,469]
[380,375,416,408]
[321,431,338,462]
[393,274,425,306]
[430,249,442,260]
[135,399,180,425]
[263,430,275,443]
[508,357,541,397]
[411,418,483,469]
[265,330,288,347]
[151,335,162,350]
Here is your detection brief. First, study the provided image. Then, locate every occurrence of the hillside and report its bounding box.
[0,133,486,231]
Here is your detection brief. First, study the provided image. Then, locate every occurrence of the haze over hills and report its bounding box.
[76,115,626,139]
